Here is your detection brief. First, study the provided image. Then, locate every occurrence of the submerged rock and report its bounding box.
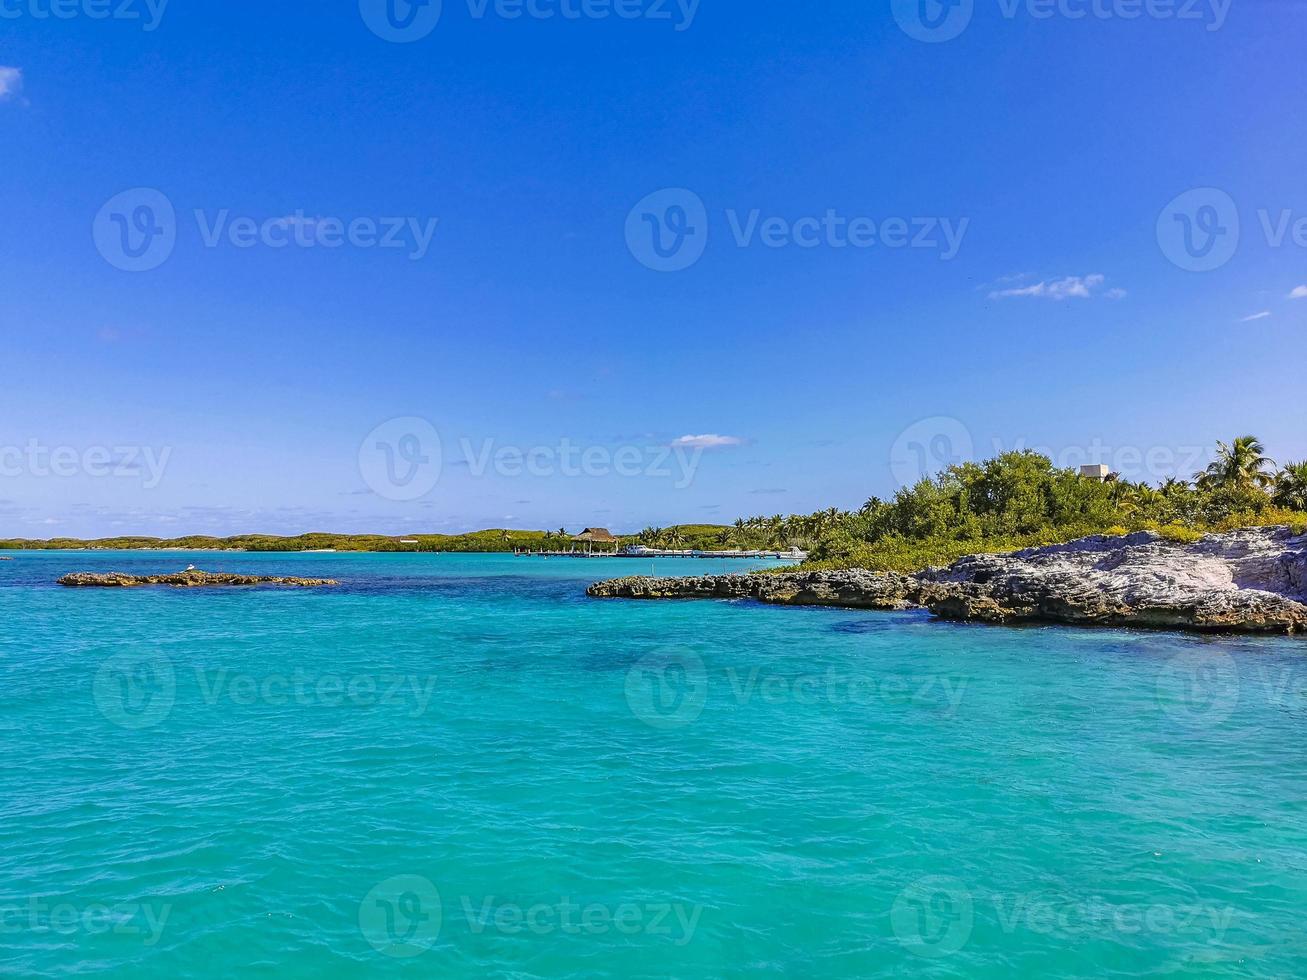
[58,570,338,588]
[588,527,1307,635]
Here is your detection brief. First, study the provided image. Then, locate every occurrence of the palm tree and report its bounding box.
[1196,436,1274,491]
[732,518,750,548]
[1120,485,1165,517]
[859,496,885,516]
[1273,461,1307,511]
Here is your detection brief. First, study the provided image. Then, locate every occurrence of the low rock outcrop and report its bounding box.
[587,569,923,610]
[58,570,338,588]
[920,527,1307,633]
[588,527,1307,634]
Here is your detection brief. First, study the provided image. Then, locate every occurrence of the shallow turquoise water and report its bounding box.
[1,550,1305,977]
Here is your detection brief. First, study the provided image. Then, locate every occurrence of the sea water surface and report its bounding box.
[1,550,1305,977]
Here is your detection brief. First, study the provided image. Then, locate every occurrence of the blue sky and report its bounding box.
[1,0,1304,537]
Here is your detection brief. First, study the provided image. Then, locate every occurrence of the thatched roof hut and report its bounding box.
[573,528,619,552]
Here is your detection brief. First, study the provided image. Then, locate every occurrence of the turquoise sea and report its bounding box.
[1,550,1305,977]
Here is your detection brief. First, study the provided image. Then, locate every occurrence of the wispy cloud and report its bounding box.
[670,434,745,450]
[989,274,1124,301]
[1240,311,1272,322]
[0,67,22,102]
[1289,285,1307,299]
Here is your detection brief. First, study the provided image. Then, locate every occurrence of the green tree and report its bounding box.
[1273,461,1307,511]
[1196,436,1274,491]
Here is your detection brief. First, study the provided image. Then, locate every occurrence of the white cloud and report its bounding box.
[0,67,22,101]
[989,274,1124,301]
[1240,311,1272,322]
[670,434,744,450]
[1288,285,1307,299]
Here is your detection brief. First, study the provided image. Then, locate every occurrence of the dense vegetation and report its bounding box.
[750,435,1307,572]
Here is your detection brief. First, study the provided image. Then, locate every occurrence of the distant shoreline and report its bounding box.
[0,525,744,556]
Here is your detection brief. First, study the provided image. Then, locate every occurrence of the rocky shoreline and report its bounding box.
[58,570,338,588]
[588,526,1307,635]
